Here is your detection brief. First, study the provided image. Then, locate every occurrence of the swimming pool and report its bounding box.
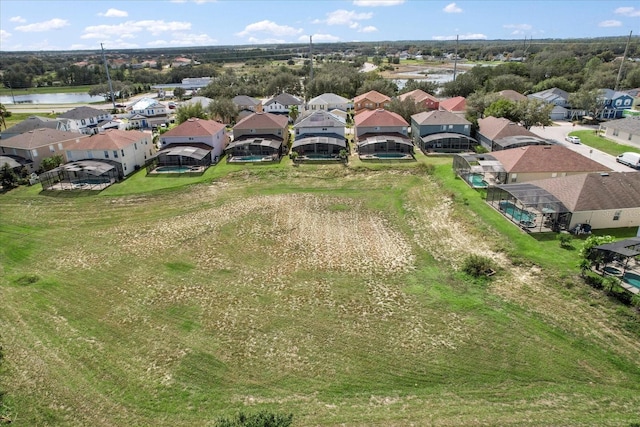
[467,173,488,188]
[498,201,536,226]
[155,166,193,173]
[623,272,640,289]
[372,152,412,159]
[603,266,623,276]
[230,155,273,162]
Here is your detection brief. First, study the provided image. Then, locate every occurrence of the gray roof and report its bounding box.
[156,145,209,160]
[0,128,87,149]
[53,160,116,176]
[265,93,303,106]
[421,132,476,144]
[596,237,640,257]
[232,95,260,106]
[357,134,413,148]
[412,110,471,126]
[528,87,570,103]
[308,93,351,105]
[183,96,214,108]
[602,117,640,135]
[58,106,106,120]
[294,110,345,128]
[2,116,63,136]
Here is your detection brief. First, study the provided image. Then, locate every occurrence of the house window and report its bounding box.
[104,151,109,158]
[442,125,447,131]
[613,210,621,221]
[90,118,95,124]
[81,119,86,125]
[121,149,125,156]
[448,125,453,129]
[31,149,38,158]
[322,128,327,131]
[552,172,557,178]
[49,145,55,153]
[67,151,73,160]
[615,100,621,106]
[124,164,127,171]
[134,143,138,150]
[613,129,619,136]
[510,173,518,183]
[296,129,300,135]
[464,125,469,130]
[113,150,118,158]
[58,143,63,150]
[250,129,255,133]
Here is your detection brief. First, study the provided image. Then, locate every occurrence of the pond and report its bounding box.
[0,92,103,105]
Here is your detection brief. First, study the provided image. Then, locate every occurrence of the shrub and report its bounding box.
[557,234,573,248]
[214,411,294,427]
[462,254,495,278]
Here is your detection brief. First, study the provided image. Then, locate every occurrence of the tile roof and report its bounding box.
[233,112,288,130]
[478,116,538,140]
[0,128,88,149]
[58,106,107,120]
[398,89,439,104]
[354,90,391,104]
[490,145,611,174]
[72,129,148,150]
[355,109,408,127]
[163,118,226,137]
[530,172,640,211]
[439,96,466,112]
[411,110,470,126]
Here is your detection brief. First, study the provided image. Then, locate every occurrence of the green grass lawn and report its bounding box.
[569,130,640,157]
[1,157,639,426]
[0,85,94,96]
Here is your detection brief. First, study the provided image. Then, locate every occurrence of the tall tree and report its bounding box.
[207,98,238,125]
[386,97,429,123]
[0,103,8,130]
[176,102,208,124]
[513,98,553,129]
[173,87,186,101]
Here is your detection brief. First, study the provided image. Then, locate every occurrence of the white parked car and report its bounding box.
[565,136,581,144]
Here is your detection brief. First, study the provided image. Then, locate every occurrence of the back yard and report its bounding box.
[1,159,639,426]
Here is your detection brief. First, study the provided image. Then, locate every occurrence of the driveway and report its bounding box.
[530,121,637,172]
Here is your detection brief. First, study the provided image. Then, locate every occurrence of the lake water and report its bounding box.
[0,92,102,105]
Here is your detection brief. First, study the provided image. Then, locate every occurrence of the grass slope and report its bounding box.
[1,158,639,426]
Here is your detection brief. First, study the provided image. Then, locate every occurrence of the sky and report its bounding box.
[0,0,638,52]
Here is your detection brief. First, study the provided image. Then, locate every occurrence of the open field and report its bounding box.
[0,85,94,96]
[1,158,640,426]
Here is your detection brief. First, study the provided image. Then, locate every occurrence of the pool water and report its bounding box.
[468,173,488,188]
[305,154,338,159]
[499,201,535,224]
[156,166,192,173]
[372,153,410,159]
[603,266,622,276]
[623,272,640,289]
[231,155,272,162]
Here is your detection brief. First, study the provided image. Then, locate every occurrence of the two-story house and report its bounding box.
[263,93,303,116]
[232,95,262,120]
[129,97,168,129]
[65,129,154,177]
[527,87,571,120]
[305,93,353,113]
[1,115,70,140]
[477,116,549,151]
[0,128,89,172]
[57,106,113,135]
[398,89,440,110]
[227,112,289,161]
[291,111,347,159]
[158,118,228,165]
[354,90,391,114]
[411,110,476,152]
[599,89,635,120]
[354,109,413,157]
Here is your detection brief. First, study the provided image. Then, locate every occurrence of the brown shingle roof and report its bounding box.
[478,116,538,140]
[355,109,408,127]
[163,118,226,137]
[497,90,527,102]
[439,96,466,112]
[0,128,88,149]
[411,110,471,126]
[72,129,148,150]
[490,145,611,174]
[233,112,288,130]
[354,90,391,104]
[532,172,640,211]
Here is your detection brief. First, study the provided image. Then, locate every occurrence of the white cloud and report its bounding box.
[236,20,303,37]
[314,9,373,30]
[359,25,378,33]
[432,33,487,40]
[9,16,26,23]
[247,37,286,44]
[614,7,640,17]
[299,33,340,42]
[15,18,69,32]
[99,8,129,18]
[0,29,12,44]
[443,3,462,13]
[598,20,622,27]
[157,33,217,46]
[82,20,192,39]
[503,23,532,35]
[353,0,404,6]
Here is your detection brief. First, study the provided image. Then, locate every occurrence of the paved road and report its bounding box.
[530,121,637,172]
[5,92,156,114]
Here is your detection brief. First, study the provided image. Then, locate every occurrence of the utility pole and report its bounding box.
[453,34,459,81]
[309,35,314,82]
[101,43,116,110]
[615,31,632,91]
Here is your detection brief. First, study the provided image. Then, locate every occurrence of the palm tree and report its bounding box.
[288,105,299,123]
[0,103,8,130]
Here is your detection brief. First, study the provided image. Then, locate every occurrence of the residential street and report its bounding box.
[530,121,637,172]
